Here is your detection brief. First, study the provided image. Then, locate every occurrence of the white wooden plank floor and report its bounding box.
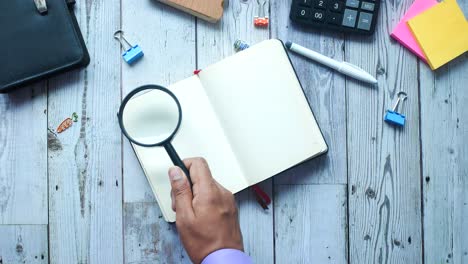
[1,0,467,263]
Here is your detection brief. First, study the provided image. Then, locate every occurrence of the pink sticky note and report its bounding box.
[391,0,438,62]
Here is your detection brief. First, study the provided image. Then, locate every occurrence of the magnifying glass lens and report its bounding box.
[121,89,180,145]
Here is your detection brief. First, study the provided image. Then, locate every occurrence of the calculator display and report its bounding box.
[290,0,380,35]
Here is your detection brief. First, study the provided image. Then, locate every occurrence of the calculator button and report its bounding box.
[298,0,313,7]
[357,12,373,30]
[329,1,343,12]
[327,13,343,25]
[345,0,360,8]
[361,2,375,11]
[312,10,325,22]
[296,8,312,19]
[342,9,358,27]
[314,0,327,9]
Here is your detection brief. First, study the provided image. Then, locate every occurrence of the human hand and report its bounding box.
[168,158,243,264]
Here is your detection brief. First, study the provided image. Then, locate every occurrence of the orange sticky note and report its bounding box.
[408,0,468,70]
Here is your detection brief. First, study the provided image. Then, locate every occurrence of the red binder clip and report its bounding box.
[254,0,269,28]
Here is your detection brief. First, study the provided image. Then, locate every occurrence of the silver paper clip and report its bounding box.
[34,0,48,14]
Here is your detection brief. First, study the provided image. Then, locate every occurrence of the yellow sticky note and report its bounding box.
[408,0,468,70]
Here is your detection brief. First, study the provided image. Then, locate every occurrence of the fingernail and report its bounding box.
[169,167,183,181]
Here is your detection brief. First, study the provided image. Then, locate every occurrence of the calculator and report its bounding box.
[290,0,380,35]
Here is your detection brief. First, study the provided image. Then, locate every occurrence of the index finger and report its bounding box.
[183,157,214,185]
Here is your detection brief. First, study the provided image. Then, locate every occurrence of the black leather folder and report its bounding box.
[0,0,89,93]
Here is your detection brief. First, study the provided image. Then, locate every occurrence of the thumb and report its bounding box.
[168,166,194,217]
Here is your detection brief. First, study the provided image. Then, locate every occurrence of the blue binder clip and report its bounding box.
[114,30,143,65]
[384,91,408,127]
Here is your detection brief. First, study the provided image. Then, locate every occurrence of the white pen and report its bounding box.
[285,41,377,84]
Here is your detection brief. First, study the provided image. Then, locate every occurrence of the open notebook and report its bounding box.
[128,39,328,222]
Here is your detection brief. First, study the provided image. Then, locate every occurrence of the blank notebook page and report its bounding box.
[199,39,328,185]
[131,77,247,222]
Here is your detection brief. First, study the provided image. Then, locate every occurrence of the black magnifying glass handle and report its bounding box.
[164,142,193,187]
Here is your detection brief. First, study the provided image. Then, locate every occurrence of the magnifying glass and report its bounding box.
[118,85,192,186]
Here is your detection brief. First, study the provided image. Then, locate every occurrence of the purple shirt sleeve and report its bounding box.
[201,249,253,264]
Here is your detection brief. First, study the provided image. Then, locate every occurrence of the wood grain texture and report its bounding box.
[124,202,190,264]
[2,0,467,262]
[122,0,196,204]
[271,0,347,185]
[196,1,274,262]
[0,225,48,264]
[236,180,274,264]
[275,184,347,263]
[47,0,123,263]
[420,21,468,263]
[197,0,269,65]
[121,1,196,262]
[0,84,47,225]
[346,0,422,263]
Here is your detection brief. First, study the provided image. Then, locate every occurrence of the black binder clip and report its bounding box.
[34,0,48,14]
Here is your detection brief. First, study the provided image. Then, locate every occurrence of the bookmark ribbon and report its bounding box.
[251,184,271,209]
